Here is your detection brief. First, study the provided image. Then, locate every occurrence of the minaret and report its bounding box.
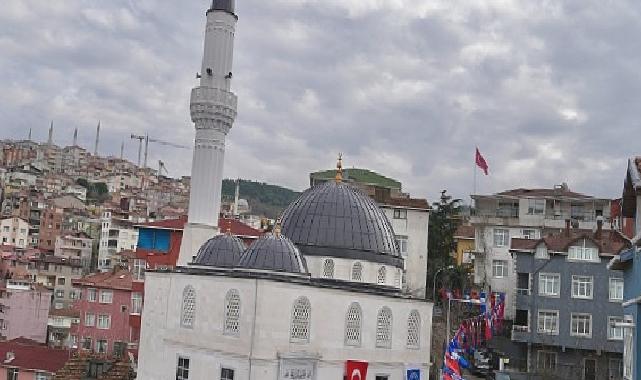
[47,121,54,147]
[73,128,78,146]
[94,121,100,156]
[178,0,238,266]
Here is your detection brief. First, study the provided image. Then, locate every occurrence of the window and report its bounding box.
[537,310,559,335]
[177,356,190,380]
[571,275,593,299]
[322,259,335,279]
[133,259,145,281]
[538,273,560,297]
[537,351,557,370]
[131,293,143,314]
[568,241,598,261]
[82,337,92,350]
[7,368,18,380]
[345,302,362,347]
[55,289,65,298]
[493,229,509,247]
[497,201,519,218]
[407,310,421,349]
[527,199,545,215]
[36,372,51,380]
[570,313,592,337]
[113,341,127,358]
[517,273,530,295]
[610,278,624,301]
[522,229,537,239]
[85,313,95,327]
[375,376,389,380]
[351,262,362,282]
[69,290,79,300]
[492,260,508,278]
[535,244,549,259]
[609,358,623,380]
[87,288,97,302]
[224,289,241,336]
[396,235,408,257]
[393,209,407,219]
[608,316,624,340]
[57,277,66,285]
[290,297,311,342]
[377,266,387,285]
[571,203,585,220]
[96,339,108,354]
[137,228,170,252]
[221,368,235,380]
[99,290,113,304]
[181,286,196,329]
[376,307,393,348]
[97,314,111,329]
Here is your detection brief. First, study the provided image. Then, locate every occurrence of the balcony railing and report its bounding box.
[516,288,530,296]
[512,325,530,333]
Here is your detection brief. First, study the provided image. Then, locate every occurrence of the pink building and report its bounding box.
[71,270,138,358]
[0,282,51,343]
[0,338,69,379]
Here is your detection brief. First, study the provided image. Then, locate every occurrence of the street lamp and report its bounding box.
[432,265,455,301]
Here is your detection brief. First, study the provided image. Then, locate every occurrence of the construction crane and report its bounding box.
[130,134,189,168]
[158,160,169,180]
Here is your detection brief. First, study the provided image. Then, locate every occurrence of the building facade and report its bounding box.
[54,234,93,273]
[98,209,138,271]
[471,185,612,318]
[511,227,627,380]
[0,217,29,248]
[0,282,52,343]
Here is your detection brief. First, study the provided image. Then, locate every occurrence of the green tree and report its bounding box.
[427,190,465,299]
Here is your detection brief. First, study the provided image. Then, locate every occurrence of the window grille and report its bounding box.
[377,266,387,285]
[351,262,362,281]
[345,302,362,346]
[323,259,335,279]
[407,310,421,348]
[376,307,393,348]
[290,297,311,342]
[224,289,241,336]
[181,286,196,329]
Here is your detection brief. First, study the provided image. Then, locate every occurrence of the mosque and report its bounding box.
[136,1,433,379]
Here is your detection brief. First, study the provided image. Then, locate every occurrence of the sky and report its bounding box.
[1,0,640,203]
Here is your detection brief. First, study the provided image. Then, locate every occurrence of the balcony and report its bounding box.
[511,325,530,342]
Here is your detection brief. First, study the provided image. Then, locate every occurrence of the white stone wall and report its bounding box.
[137,271,432,380]
[306,256,402,288]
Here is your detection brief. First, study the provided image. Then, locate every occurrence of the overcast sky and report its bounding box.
[1,1,640,203]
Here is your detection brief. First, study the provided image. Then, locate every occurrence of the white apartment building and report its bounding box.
[98,210,138,271]
[0,217,29,248]
[471,184,612,318]
[54,234,93,272]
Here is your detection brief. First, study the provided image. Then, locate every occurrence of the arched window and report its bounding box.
[323,259,335,279]
[290,297,311,342]
[394,269,402,288]
[224,289,241,336]
[345,302,362,347]
[377,266,387,285]
[376,306,393,348]
[181,286,196,329]
[407,310,421,348]
[351,262,362,282]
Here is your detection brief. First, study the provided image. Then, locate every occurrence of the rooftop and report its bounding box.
[136,217,262,238]
[0,338,69,373]
[72,269,132,291]
[511,228,629,257]
[473,184,607,200]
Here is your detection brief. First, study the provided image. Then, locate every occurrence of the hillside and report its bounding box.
[221,179,300,219]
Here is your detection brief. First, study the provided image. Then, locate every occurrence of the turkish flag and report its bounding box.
[345,360,368,380]
[475,148,489,175]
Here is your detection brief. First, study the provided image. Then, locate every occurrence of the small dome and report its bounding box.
[238,233,308,274]
[209,0,235,14]
[193,234,245,267]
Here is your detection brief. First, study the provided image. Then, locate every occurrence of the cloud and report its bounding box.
[1,0,640,202]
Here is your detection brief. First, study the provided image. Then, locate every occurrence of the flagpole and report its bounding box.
[473,149,477,209]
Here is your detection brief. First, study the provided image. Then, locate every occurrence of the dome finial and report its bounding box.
[335,153,343,183]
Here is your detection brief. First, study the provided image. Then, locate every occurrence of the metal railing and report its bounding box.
[516,288,530,296]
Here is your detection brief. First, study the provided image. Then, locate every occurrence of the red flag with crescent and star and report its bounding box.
[475,147,489,175]
[345,360,368,380]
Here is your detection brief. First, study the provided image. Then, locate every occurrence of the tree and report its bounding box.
[427,190,464,298]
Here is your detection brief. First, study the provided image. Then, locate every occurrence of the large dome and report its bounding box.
[193,234,245,267]
[238,233,308,274]
[280,181,401,265]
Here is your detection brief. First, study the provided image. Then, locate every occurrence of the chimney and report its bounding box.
[565,219,571,237]
[595,216,603,240]
[4,351,14,363]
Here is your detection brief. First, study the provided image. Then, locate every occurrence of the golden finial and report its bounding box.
[273,219,282,238]
[335,153,343,183]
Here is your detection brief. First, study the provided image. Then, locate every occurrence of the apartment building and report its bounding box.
[98,209,138,271]
[29,255,84,310]
[0,217,29,248]
[510,226,627,380]
[54,233,93,272]
[471,184,612,318]
[0,281,52,343]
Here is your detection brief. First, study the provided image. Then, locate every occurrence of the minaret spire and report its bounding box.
[73,128,78,146]
[94,121,100,156]
[178,0,238,266]
[47,121,54,147]
[28,128,32,141]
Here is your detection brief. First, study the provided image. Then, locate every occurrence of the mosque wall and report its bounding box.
[137,271,432,380]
